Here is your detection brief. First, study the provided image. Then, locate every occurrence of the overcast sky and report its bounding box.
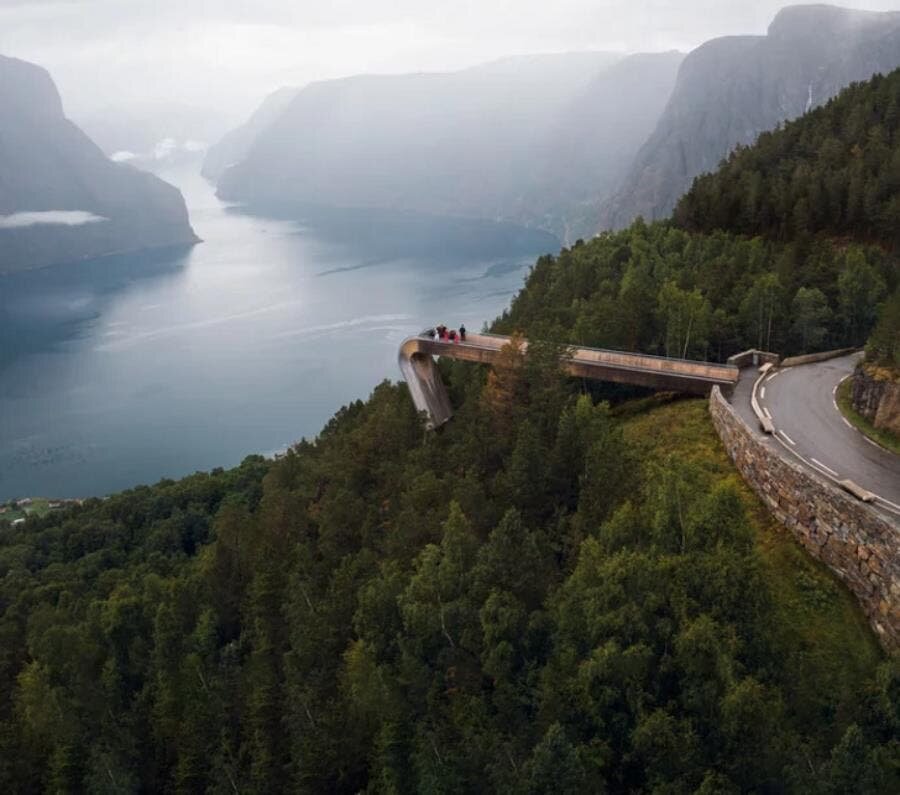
[1,1,897,123]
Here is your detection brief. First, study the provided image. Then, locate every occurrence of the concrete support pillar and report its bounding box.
[398,338,453,429]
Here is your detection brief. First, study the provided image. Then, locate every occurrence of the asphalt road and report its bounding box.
[753,353,900,518]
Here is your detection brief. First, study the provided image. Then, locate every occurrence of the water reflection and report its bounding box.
[0,246,193,370]
[0,169,558,499]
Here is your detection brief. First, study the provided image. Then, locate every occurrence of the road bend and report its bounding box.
[753,353,900,518]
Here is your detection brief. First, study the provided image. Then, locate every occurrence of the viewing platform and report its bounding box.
[399,332,739,428]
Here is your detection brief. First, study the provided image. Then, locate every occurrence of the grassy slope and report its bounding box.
[619,395,883,736]
[837,378,900,456]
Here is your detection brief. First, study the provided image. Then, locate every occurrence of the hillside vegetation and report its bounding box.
[675,69,900,246]
[601,5,900,229]
[0,367,893,792]
[496,224,894,357]
[3,48,900,795]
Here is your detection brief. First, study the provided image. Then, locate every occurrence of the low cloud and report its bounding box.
[0,210,109,228]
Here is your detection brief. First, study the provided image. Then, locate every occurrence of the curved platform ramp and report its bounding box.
[399,332,740,428]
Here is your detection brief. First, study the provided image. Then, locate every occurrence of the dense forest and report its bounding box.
[3,59,900,795]
[674,69,900,247]
[495,224,894,358]
[0,358,894,792]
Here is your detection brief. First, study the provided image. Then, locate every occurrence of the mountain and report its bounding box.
[3,59,898,795]
[0,55,198,274]
[674,67,900,247]
[201,86,300,181]
[599,4,900,230]
[75,101,233,174]
[525,51,684,239]
[212,51,684,240]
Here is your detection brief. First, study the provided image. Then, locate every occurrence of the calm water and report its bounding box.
[0,169,557,499]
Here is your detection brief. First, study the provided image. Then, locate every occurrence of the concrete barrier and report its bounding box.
[727,349,781,368]
[709,386,900,651]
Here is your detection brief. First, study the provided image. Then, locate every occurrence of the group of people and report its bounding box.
[427,323,466,343]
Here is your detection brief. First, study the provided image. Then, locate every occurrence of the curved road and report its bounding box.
[754,353,900,518]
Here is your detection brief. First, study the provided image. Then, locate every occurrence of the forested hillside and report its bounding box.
[501,68,900,358]
[600,4,900,229]
[0,362,894,792]
[3,45,900,795]
[675,69,900,246]
[496,224,894,357]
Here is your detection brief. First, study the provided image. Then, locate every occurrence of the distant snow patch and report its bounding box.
[0,211,109,229]
[111,150,137,162]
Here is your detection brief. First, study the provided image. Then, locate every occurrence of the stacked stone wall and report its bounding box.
[709,386,900,650]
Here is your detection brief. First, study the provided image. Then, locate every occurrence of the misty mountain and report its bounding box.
[0,55,198,274]
[76,101,233,174]
[201,87,300,182]
[212,51,683,240]
[599,4,900,230]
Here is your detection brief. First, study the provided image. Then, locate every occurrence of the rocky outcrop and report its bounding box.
[600,5,900,229]
[0,54,198,274]
[852,363,900,437]
[709,386,900,650]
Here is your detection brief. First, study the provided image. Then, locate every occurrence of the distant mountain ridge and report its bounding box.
[599,4,900,229]
[201,87,302,182]
[209,51,683,240]
[0,54,198,274]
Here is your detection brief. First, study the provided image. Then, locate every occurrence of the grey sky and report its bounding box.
[1,1,897,121]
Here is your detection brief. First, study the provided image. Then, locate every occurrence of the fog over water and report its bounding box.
[0,168,557,499]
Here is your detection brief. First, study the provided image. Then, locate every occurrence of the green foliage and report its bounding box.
[494,222,894,359]
[866,287,900,368]
[0,356,892,792]
[675,69,900,247]
[2,62,898,795]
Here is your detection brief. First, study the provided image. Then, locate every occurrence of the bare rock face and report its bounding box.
[599,5,900,230]
[0,54,198,274]
[852,364,900,437]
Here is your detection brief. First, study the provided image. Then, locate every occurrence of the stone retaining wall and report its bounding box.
[709,386,900,650]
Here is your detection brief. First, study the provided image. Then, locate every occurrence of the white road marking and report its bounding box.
[769,419,900,520]
[832,385,838,396]
[779,430,796,446]
[760,386,766,399]
[877,496,900,513]
[832,399,839,411]
[763,407,772,420]
[766,371,780,382]
[842,417,853,430]
[811,458,839,477]
[864,436,881,448]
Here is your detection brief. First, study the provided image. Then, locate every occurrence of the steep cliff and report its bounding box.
[0,55,198,274]
[600,4,900,229]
